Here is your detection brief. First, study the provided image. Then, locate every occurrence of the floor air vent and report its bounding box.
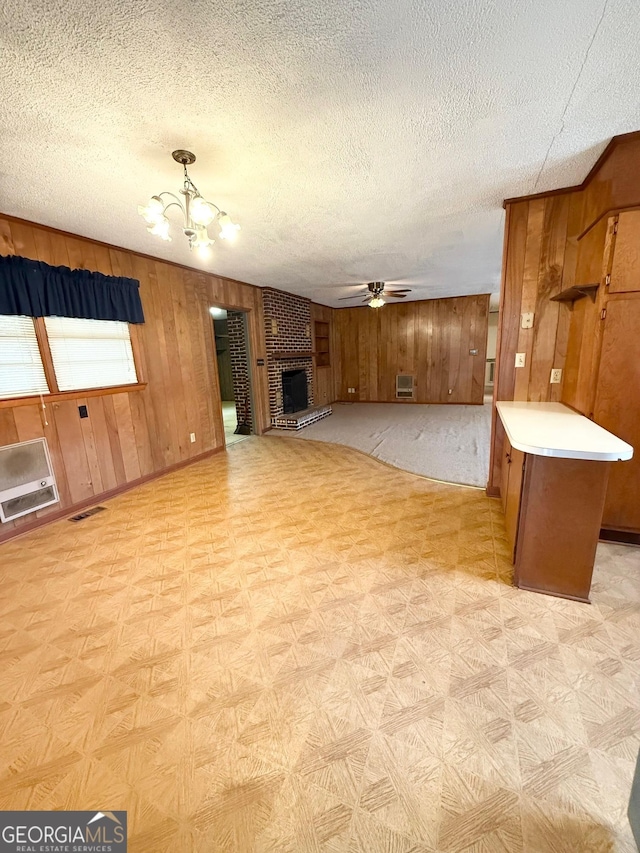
[396,374,414,399]
[69,506,107,522]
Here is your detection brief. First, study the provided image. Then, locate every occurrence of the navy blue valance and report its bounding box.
[0,255,145,324]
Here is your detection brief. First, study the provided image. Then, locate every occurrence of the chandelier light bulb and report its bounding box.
[369,296,385,309]
[138,196,166,225]
[197,244,212,260]
[147,217,171,241]
[218,213,240,241]
[190,197,216,227]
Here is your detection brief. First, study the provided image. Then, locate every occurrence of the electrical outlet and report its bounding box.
[190,432,196,443]
[515,353,526,368]
[550,368,562,384]
[521,312,534,329]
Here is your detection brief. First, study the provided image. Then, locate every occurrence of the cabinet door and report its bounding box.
[610,211,640,294]
[593,296,640,531]
[500,436,511,515]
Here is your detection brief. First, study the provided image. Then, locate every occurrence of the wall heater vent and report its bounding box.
[0,438,59,523]
[396,375,414,399]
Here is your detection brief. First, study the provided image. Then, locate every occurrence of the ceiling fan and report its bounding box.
[338,281,412,307]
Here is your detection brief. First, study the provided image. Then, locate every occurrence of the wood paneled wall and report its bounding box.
[490,131,640,495]
[0,215,269,541]
[310,302,337,405]
[332,295,489,404]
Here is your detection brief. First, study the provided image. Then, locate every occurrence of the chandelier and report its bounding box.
[138,150,240,260]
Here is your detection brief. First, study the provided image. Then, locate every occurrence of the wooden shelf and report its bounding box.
[550,284,599,303]
[272,351,314,359]
[314,320,331,368]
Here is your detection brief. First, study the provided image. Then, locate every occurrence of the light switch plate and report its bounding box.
[189,432,196,443]
[521,312,534,329]
[550,368,562,384]
[515,353,526,368]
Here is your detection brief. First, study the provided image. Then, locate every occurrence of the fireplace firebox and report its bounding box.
[282,369,308,414]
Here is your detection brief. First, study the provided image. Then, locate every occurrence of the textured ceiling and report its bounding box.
[1,0,640,307]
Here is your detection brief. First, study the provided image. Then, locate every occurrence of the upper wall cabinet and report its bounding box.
[610,210,640,293]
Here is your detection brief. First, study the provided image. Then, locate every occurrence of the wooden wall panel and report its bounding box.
[0,214,269,541]
[488,190,585,492]
[333,295,489,404]
[490,131,640,497]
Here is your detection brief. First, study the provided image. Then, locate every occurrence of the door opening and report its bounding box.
[211,306,254,446]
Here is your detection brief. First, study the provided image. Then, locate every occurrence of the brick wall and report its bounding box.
[263,288,314,419]
[227,310,253,430]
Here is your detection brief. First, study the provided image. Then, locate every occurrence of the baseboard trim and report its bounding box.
[515,581,591,605]
[486,485,500,498]
[599,528,640,546]
[0,447,224,544]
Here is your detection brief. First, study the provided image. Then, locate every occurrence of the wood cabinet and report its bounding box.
[562,211,640,536]
[593,295,640,531]
[497,402,628,603]
[501,441,612,603]
[609,210,640,293]
[514,455,611,602]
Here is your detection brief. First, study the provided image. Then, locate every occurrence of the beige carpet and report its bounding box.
[0,438,638,852]
[267,401,492,487]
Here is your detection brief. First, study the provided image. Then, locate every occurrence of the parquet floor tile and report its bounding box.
[0,437,639,851]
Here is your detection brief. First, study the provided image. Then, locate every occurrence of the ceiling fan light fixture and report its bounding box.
[138,150,239,261]
[369,296,385,309]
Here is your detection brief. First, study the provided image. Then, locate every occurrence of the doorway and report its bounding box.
[210,306,254,446]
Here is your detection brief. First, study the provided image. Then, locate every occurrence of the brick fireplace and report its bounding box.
[263,288,314,421]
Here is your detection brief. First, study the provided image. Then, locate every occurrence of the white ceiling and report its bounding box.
[1,0,639,307]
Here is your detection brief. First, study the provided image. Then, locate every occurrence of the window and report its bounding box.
[44,317,138,392]
[0,315,50,399]
[0,315,140,401]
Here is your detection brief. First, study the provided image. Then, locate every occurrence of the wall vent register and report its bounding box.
[0,438,59,522]
[396,375,414,399]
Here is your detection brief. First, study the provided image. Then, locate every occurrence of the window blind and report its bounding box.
[44,317,138,392]
[0,315,50,400]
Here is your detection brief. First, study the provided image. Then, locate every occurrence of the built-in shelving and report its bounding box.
[314,321,330,367]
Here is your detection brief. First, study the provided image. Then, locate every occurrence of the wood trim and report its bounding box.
[128,324,146,384]
[503,184,582,208]
[580,130,640,185]
[503,130,640,208]
[32,317,59,393]
[599,528,640,545]
[577,203,640,242]
[485,485,500,498]
[0,213,263,293]
[0,445,223,544]
[0,382,148,409]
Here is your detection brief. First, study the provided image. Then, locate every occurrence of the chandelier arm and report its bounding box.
[157,192,185,208]
[162,200,186,211]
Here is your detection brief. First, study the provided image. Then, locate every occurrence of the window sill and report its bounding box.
[0,382,148,409]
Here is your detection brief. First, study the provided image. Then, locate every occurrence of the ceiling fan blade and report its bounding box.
[387,292,407,298]
[386,288,412,294]
[338,293,366,300]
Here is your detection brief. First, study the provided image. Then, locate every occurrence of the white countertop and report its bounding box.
[496,402,634,461]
